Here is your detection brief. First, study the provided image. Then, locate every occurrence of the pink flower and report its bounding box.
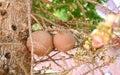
[92,34,104,48]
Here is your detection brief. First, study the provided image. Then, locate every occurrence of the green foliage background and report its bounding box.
[32,0,108,32]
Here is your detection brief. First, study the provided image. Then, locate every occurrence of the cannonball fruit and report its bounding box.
[53,31,75,52]
[27,31,53,56]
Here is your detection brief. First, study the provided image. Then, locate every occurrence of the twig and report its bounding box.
[32,12,63,27]
[86,63,95,75]
[12,54,29,75]
[47,55,65,70]
[86,0,116,14]
[82,64,105,75]
[94,62,104,75]
[37,0,70,27]
[34,51,60,64]
[76,0,86,21]
[31,14,44,30]
[66,18,95,27]
[58,60,91,75]
[35,57,71,65]
[27,0,34,75]
[35,0,61,21]
[41,17,47,29]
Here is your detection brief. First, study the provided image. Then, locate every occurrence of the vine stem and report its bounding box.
[27,0,34,75]
[76,0,86,21]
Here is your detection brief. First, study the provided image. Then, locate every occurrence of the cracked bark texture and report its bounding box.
[0,0,30,75]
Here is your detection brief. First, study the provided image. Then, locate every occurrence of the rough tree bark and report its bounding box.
[0,0,30,75]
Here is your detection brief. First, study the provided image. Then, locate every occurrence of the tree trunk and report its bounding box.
[0,0,30,75]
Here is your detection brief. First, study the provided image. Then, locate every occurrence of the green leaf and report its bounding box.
[32,23,42,31]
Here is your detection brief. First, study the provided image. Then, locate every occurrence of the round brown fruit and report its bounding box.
[53,31,75,52]
[27,31,53,56]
